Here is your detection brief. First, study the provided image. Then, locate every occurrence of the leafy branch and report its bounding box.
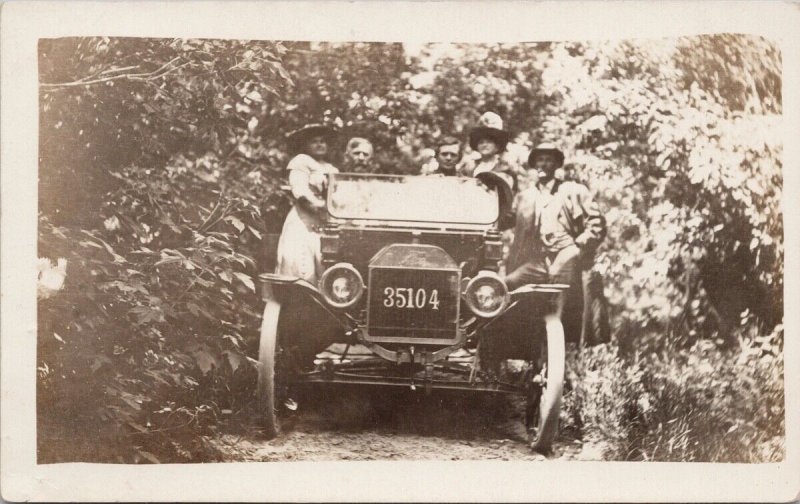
[40,57,186,89]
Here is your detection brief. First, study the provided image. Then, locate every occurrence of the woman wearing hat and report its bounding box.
[275,124,339,283]
[466,111,519,190]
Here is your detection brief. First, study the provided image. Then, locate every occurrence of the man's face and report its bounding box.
[307,136,328,158]
[346,142,374,169]
[476,138,499,158]
[436,143,460,170]
[534,152,559,181]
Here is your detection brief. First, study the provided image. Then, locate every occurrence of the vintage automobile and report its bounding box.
[257,172,568,452]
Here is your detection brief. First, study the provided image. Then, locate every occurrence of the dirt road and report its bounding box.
[212,388,605,462]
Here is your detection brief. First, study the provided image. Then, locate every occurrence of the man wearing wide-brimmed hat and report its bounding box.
[464,111,519,190]
[505,142,607,344]
[275,123,339,284]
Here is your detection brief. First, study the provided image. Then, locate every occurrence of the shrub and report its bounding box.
[563,325,784,462]
[37,164,269,462]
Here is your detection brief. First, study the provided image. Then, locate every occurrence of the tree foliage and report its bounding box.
[675,34,782,114]
[39,37,293,462]
[529,37,783,343]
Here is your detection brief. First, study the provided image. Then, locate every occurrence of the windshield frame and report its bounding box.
[325,172,500,227]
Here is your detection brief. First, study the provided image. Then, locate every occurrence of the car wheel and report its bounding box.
[257,299,284,439]
[527,313,565,454]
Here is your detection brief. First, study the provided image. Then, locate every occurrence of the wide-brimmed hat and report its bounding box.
[286,124,338,155]
[527,142,565,168]
[468,112,511,151]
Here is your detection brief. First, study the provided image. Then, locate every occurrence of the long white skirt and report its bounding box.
[275,206,323,284]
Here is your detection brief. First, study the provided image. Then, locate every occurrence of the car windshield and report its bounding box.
[327,173,499,225]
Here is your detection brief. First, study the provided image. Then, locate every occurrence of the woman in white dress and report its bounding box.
[275,124,339,284]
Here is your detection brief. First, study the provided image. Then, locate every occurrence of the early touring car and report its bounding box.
[258,172,568,452]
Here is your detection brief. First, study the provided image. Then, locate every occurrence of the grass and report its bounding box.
[561,328,784,462]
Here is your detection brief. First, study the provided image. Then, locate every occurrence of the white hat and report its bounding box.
[469,112,511,151]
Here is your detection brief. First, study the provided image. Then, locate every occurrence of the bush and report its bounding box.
[563,325,784,462]
[37,155,271,462]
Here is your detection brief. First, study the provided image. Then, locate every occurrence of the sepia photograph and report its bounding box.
[36,33,785,464]
[3,1,799,501]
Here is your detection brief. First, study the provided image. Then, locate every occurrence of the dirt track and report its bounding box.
[213,388,605,462]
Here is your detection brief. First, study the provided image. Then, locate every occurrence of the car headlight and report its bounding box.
[319,263,364,309]
[463,270,509,317]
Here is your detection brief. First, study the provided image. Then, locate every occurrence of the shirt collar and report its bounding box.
[537,177,558,193]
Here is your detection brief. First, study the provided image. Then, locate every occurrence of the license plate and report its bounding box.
[381,287,441,310]
[367,268,459,340]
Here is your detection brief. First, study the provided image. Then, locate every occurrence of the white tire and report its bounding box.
[257,299,282,438]
[529,313,565,453]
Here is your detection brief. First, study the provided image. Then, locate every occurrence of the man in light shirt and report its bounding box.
[505,143,606,324]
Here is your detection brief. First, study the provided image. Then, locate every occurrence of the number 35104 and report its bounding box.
[383,287,440,310]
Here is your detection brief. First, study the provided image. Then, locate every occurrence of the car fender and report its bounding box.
[478,284,568,362]
[258,273,356,336]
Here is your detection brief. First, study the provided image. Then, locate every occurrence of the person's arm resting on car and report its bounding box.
[288,154,326,209]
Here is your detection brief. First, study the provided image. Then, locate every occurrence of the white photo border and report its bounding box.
[2,1,799,501]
